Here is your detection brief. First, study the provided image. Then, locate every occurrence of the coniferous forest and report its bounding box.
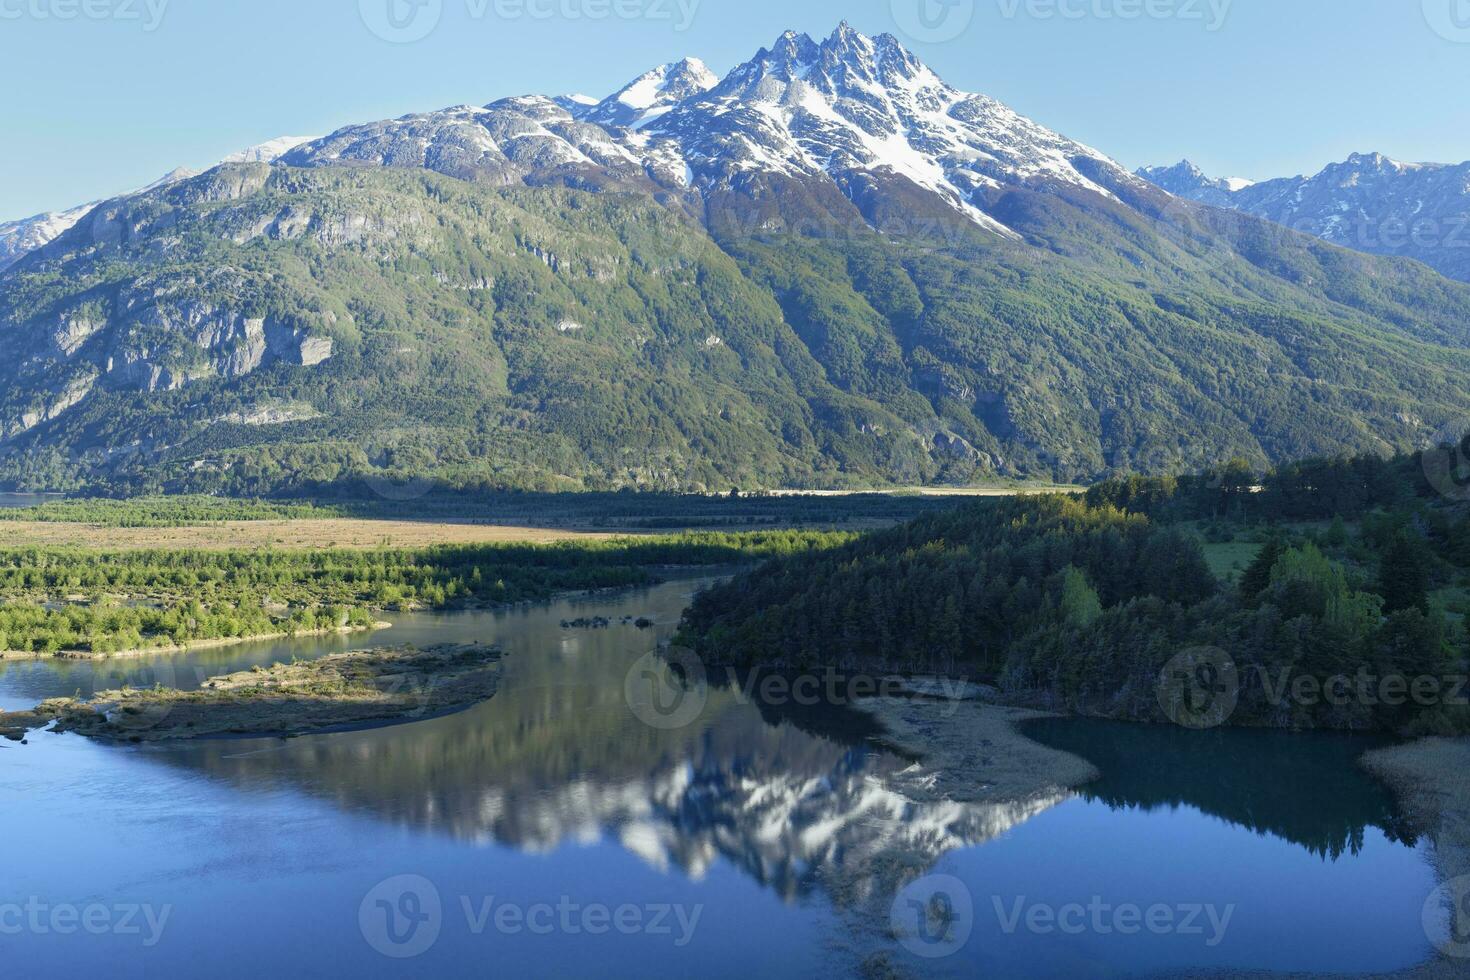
[680,451,1470,734]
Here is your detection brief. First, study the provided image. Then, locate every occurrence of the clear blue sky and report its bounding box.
[3,0,1469,221]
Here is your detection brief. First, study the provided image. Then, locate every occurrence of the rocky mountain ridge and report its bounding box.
[1139,153,1470,281]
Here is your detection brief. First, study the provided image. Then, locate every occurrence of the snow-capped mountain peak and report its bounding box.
[0,202,98,272]
[581,57,719,129]
[640,24,1128,236]
[277,23,1136,242]
[15,24,1148,268]
[553,93,599,115]
[1134,159,1242,205]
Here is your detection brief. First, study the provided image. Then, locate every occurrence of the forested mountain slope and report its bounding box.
[5,26,1470,493]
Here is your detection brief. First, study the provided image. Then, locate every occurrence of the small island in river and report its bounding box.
[0,643,504,743]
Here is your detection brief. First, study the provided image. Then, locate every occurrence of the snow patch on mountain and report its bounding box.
[276,24,1141,242]
[636,24,1134,237]
[221,136,318,165]
[581,57,719,129]
[1136,160,1240,206]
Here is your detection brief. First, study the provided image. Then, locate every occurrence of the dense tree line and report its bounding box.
[682,458,1470,734]
[0,496,343,527]
[1083,451,1436,524]
[0,530,847,655]
[680,496,1216,677]
[0,490,947,530]
[0,601,378,656]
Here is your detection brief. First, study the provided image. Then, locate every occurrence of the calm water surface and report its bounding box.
[0,492,57,509]
[0,574,1442,978]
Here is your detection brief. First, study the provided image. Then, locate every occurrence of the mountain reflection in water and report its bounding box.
[1022,717,1415,860]
[131,576,1419,916]
[156,641,1067,907]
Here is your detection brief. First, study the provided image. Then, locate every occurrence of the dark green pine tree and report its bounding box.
[1239,536,1286,602]
[1377,534,1431,615]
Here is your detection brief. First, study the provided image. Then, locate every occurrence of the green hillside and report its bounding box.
[4,163,1470,494]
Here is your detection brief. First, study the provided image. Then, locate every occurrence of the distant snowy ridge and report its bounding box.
[0,135,317,271]
[1138,153,1470,281]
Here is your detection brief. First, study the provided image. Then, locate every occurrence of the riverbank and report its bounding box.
[1359,738,1470,979]
[0,622,391,662]
[0,643,504,743]
[853,693,1467,980]
[853,694,1100,804]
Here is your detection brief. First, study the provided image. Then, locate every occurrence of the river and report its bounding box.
[0,573,1442,977]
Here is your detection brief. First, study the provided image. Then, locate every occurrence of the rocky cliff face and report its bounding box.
[0,187,342,439]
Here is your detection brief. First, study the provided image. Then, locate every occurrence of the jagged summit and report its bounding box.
[1135,159,1241,206]
[275,23,1133,241]
[12,25,1143,262]
[639,24,1130,234]
[580,57,719,129]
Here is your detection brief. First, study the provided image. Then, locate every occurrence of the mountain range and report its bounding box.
[5,23,1470,495]
[1138,154,1470,282]
[0,137,315,273]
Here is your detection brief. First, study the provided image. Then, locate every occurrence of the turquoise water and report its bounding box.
[0,575,1443,977]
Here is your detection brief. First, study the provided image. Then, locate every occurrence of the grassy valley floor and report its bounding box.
[0,518,622,551]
